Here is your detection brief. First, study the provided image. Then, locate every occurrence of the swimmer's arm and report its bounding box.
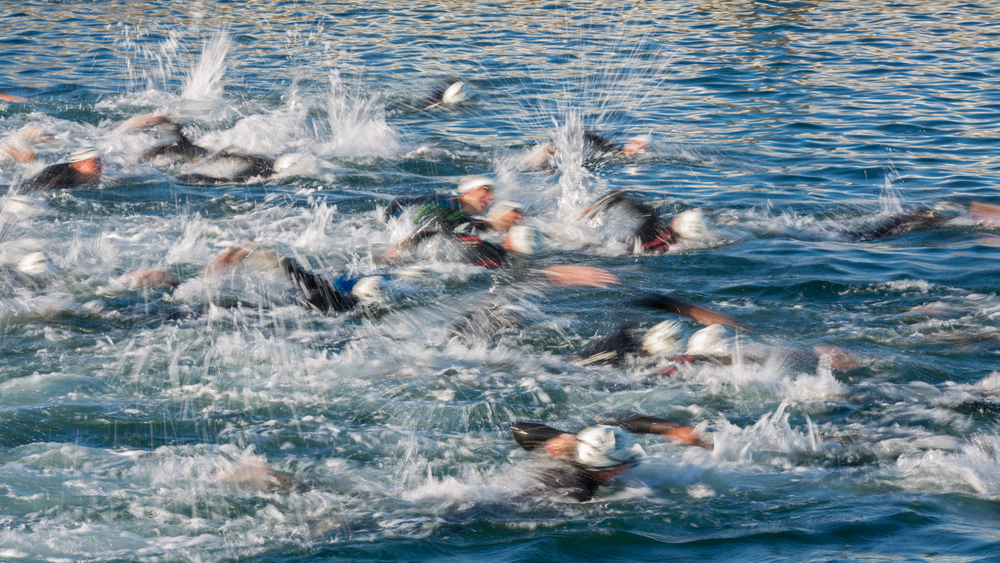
[601,413,712,450]
[116,112,172,133]
[536,266,619,288]
[510,422,570,451]
[0,141,35,163]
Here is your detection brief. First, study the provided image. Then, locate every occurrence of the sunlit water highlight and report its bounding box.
[2,1,1000,561]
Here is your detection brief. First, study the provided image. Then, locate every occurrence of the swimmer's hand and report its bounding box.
[203,244,255,277]
[661,426,713,450]
[542,266,619,288]
[544,433,578,459]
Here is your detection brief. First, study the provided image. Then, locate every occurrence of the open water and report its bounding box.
[2,1,1000,561]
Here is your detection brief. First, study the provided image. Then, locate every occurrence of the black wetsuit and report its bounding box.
[583,191,677,254]
[141,124,210,165]
[278,257,358,313]
[386,195,505,266]
[176,151,276,185]
[22,163,92,191]
[837,208,948,241]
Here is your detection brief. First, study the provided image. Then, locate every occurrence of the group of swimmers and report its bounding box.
[4,86,1000,503]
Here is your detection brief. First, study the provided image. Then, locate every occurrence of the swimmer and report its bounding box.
[20,147,104,191]
[117,113,289,184]
[0,251,58,291]
[579,190,708,255]
[415,78,470,111]
[116,113,211,166]
[565,292,749,367]
[121,243,377,313]
[510,411,711,502]
[522,132,652,171]
[382,175,497,259]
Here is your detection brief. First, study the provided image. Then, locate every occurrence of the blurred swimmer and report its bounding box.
[383,177,617,289]
[117,113,292,184]
[20,147,104,191]
[219,411,710,501]
[121,242,383,313]
[415,78,470,111]
[522,132,652,171]
[510,412,711,502]
[382,175,497,259]
[0,251,59,291]
[579,190,708,255]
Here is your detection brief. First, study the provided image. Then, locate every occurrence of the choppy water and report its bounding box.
[2,1,1000,561]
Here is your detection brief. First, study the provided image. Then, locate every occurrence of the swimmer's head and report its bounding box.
[68,147,100,163]
[457,175,495,194]
[272,154,299,174]
[622,135,651,157]
[17,251,55,277]
[686,324,732,356]
[641,319,685,356]
[68,147,103,180]
[456,175,495,212]
[671,209,708,240]
[441,81,468,105]
[575,425,639,471]
[351,276,383,301]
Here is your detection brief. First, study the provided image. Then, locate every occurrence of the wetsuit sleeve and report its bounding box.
[510,422,570,451]
[278,257,358,312]
[597,412,683,435]
[398,215,448,250]
[23,163,76,191]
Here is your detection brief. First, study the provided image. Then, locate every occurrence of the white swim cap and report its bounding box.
[641,319,685,356]
[487,200,524,222]
[575,425,639,471]
[457,175,495,194]
[686,324,732,356]
[68,147,99,163]
[272,154,299,174]
[622,135,651,155]
[17,252,54,276]
[671,209,708,240]
[351,276,383,301]
[441,81,468,105]
[505,225,538,255]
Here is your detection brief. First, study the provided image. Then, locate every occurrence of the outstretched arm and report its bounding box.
[116,112,173,134]
[540,265,619,288]
[510,422,569,451]
[600,412,712,450]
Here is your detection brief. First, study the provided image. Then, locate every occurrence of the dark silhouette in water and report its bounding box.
[140,122,211,165]
[118,113,286,184]
[834,207,948,241]
[122,243,364,313]
[21,147,104,191]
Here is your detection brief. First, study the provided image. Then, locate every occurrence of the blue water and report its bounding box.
[2,1,1000,561]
